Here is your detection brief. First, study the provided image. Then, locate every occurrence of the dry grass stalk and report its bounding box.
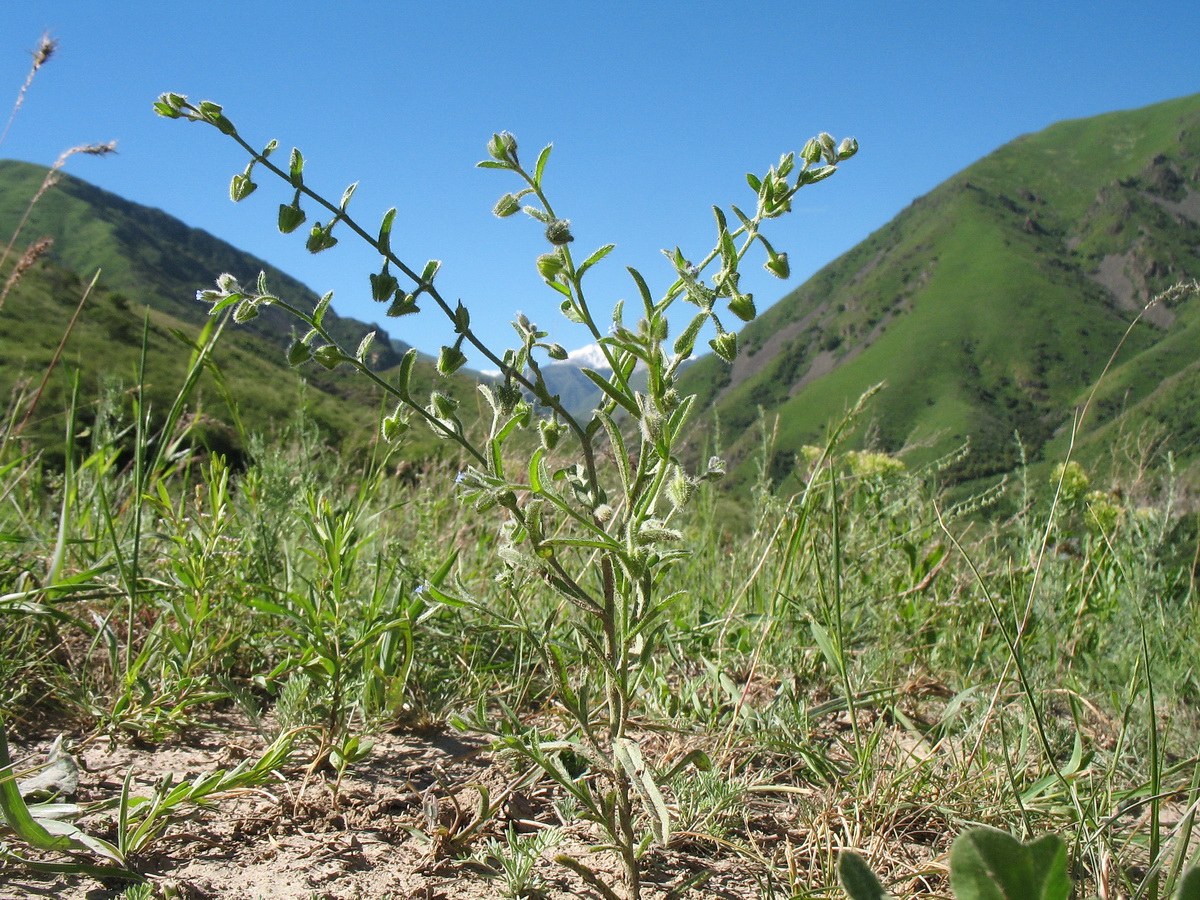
[0,141,117,278]
[0,32,57,149]
[13,269,101,437]
[0,235,52,312]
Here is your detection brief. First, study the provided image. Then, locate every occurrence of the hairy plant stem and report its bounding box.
[221,122,608,491]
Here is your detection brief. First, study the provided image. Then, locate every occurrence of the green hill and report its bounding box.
[0,161,480,462]
[681,93,1200,491]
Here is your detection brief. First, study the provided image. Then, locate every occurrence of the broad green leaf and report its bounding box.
[838,851,890,900]
[1177,864,1200,900]
[949,827,1070,900]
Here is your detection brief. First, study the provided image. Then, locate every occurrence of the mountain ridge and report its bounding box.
[680,92,1200,491]
[0,159,418,370]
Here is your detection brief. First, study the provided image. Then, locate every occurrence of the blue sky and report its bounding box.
[3,2,1199,366]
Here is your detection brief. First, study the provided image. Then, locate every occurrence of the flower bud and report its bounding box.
[818,132,837,165]
[544,219,574,245]
[702,456,727,481]
[493,193,521,217]
[637,519,683,544]
[728,293,757,322]
[233,300,259,323]
[306,222,338,253]
[381,414,409,443]
[312,345,342,370]
[667,469,695,511]
[837,137,859,160]
[801,138,821,165]
[547,343,568,361]
[487,131,519,164]
[537,252,565,280]
[387,293,419,317]
[497,383,523,414]
[370,269,399,302]
[430,391,459,419]
[709,331,738,363]
[230,172,256,202]
[437,345,467,376]
[278,202,306,234]
[539,418,565,450]
[764,252,790,279]
[287,340,312,366]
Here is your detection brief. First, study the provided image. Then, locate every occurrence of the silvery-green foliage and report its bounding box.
[470,824,564,899]
[158,91,855,898]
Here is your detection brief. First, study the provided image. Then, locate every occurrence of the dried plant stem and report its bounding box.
[13,269,101,437]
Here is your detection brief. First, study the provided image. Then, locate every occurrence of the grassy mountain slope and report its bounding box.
[0,162,483,462]
[682,93,1200,490]
[0,159,411,367]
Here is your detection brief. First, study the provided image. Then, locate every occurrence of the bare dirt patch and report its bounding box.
[3,698,962,900]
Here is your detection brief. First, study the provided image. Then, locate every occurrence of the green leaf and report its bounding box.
[577,243,616,279]
[673,312,707,357]
[312,290,333,326]
[626,266,655,317]
[581,368,638,416]
[395,348,418,400]
[289,147,304,186]
[560,299,586,323]
[377,207,397,252]
[809,619,841,674]
[312,345,342,370]
[528,447,546,493]
[420,259,441,284]
[356,331,376,362]
[1177,864,1200,900]
[949,827,1070,900]
[838,851,890,900]
[613,737,671,845]
[597,410,632,498]
[340,181,358,210]
[533,143,553,186]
